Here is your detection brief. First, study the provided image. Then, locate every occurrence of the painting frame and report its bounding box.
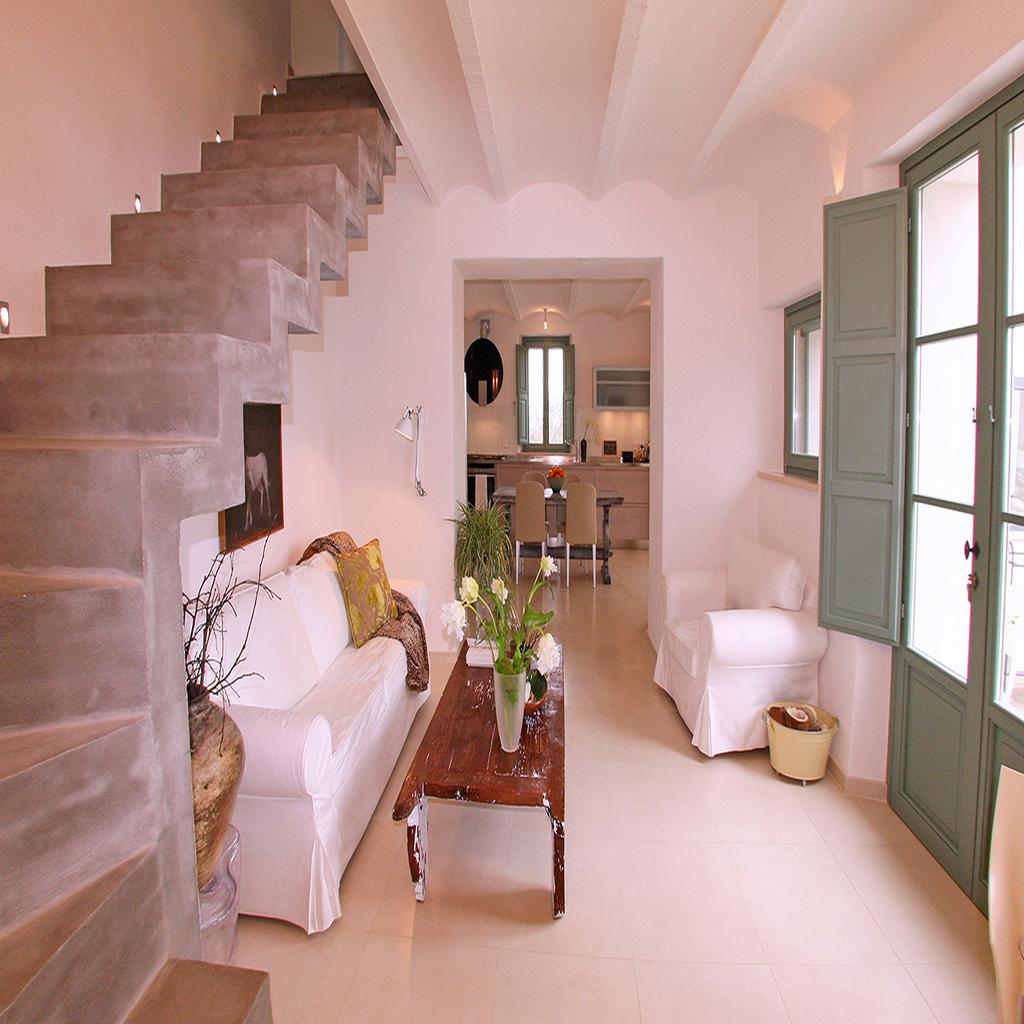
[219,403,284,553]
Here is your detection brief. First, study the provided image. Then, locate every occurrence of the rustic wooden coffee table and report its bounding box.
[393,642,566,917]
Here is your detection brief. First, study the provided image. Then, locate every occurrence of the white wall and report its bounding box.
[465,308,651,455]
[752,0,1024,788]
[0,0,290,337]
[328,176,776,651]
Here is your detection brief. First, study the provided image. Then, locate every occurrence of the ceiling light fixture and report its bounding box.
[394,405,427,497]
[543,307,548,330]
[133,193,142,214]
[0,302,10,335]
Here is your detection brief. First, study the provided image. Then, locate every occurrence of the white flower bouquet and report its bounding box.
[441,556,561,681]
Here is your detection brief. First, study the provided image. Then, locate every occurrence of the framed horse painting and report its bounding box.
[220,403,284,552]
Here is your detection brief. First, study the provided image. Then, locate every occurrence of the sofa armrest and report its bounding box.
[229,704,334,799]
[663,569,727,623]
[700,608,828,668]
[391,577,428,621]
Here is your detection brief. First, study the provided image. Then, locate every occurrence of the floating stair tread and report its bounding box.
[125,960,271,1024]
[0,713,142,782]
[0,848,149,1015]
[0,569,139,595]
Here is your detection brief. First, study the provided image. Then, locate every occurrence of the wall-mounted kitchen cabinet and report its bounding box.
[593,366,650,410]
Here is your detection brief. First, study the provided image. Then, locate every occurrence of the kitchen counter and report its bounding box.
[485,456,650,469]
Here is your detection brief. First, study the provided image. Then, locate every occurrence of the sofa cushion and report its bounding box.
[219,572,321,710]
[663,618,700,678]
[335,538,398,647]
[288,553,351,676]
[290,635,409,788]
[725,534,806,611]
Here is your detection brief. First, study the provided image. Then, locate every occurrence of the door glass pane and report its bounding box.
[909,502,973,681]
[1011,125,1024,316]
[918,153,979,337]
[547,346,564,445]
[527,347,544,444]
[997,524,1024,720]
[1007,326,1024,513]
[791,325,822,456]
[914,335,977,505]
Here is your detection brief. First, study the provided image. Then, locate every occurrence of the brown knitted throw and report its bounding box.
[299,532,429,693]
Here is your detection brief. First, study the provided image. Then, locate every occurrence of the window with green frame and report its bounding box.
[784,292,823,480]
[516,337,575,451]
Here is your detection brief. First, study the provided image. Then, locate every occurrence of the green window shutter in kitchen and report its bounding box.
[563,344,575,443]
[516,343,529,446]
[819,187,908,644]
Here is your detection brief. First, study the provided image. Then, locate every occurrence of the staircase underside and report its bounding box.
[0,72,395,1024]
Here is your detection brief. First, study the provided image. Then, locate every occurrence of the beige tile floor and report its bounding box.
[234,549,998,1023]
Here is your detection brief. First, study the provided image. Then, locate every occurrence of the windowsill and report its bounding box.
[757,470,819,492]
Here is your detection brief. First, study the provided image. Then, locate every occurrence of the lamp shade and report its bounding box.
[394,410,415,441]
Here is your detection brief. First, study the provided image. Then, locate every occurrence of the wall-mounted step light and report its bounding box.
[215,130,222,143]
[133,193,142,214]
[271,84,278,96]
[0,301,10,335]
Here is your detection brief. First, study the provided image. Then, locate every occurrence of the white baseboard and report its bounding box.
[827,756,887,802]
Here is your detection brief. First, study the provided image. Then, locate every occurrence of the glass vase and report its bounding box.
[493,668,527,752]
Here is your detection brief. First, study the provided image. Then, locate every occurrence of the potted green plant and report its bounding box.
[450,500,512,647]
[182,547,276,889]
[441,557,561,752]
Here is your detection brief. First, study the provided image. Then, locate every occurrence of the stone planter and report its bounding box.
[189,694,245,890]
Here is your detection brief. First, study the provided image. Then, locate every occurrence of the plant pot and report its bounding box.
[549,477,563,493]
[524,689,548,714]
[189,693,245,890]
[493,669,527,752]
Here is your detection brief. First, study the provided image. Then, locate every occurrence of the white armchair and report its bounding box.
[654,534,828,757]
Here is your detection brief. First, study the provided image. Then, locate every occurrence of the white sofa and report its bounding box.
[654,534,827,757]
[219,552,430,934]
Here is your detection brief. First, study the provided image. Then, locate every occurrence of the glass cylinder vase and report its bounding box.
[493,669,527,753]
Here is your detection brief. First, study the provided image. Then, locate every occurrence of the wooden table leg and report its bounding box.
[406,795,428,901]
[548,811,565,918]
[601,506,613,585]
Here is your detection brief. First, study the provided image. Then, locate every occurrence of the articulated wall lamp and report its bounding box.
[395,405,426,497]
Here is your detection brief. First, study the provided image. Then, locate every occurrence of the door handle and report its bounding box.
[965,540,980,560]
[967,571,980,601]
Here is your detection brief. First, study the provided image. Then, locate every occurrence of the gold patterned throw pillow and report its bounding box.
[334,538,398,647]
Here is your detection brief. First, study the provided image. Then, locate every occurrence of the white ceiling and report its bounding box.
[464,278,650,322]
[336,0,954,203]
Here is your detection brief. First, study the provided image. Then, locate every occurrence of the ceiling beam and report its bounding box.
[681,0,808,196]
[502,281,523,321]
[567,280,581,319]
[619,280,648,319]
[591,0,649,198]
[445,0,509,201]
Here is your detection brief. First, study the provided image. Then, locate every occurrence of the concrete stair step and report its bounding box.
[0,572,146,730]
[285,72,379,98]
[161,164,366,239]
[202,133,381,205]
[262,72,387,118]
[45,258,316,344]
[111,204,346,283]
[234,106,396,175]
[124,960,271,1024]
[0,715,154,935]
[0,333,223,441]
[0,847,165,1024]
[0,444,148,574]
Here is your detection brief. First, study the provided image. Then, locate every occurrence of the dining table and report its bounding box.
[491,486,624,584]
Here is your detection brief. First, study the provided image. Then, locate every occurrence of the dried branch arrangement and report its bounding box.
[182,541,277,704]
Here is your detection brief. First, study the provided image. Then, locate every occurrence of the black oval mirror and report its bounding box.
[465,337,503,406]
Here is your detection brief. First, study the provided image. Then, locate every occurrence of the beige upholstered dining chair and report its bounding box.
[989,763,1024,1024]
[521,470,548,486]
[565,481,597,588]
[514,480,547,583]
[564,473,582,486]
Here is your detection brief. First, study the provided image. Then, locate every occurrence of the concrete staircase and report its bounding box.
[0,73,396,1024]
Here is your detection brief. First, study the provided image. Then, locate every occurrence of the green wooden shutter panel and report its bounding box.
[516,344,529,446]
[563,344,575,443]
[819,187,908,645]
